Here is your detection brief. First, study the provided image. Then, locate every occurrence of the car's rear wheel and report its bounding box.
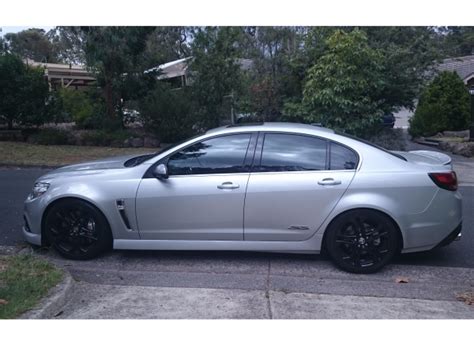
[325,209,400,273]
[43,199,112,260]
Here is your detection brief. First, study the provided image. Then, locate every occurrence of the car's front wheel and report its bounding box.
[43,199,112,260]
[325,209,400,273]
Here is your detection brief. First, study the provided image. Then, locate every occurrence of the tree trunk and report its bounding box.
[104,73,116,123]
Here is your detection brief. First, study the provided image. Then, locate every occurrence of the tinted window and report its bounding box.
[259,134,327,172]
[167,134,251,175]
[330,142,358,170]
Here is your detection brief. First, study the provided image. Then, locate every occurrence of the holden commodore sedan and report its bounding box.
[23,122,462,273]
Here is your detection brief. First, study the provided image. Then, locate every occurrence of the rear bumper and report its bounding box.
[400,188,462,253]
[435,222,462,248]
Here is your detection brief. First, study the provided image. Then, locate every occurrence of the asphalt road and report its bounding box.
[0,166,473,269]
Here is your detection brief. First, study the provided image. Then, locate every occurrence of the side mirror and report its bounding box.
[153,163,168,180]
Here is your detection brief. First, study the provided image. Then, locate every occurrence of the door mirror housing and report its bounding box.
[153,163,169,180]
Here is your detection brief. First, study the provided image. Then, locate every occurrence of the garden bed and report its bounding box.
[0,125,161,149]
[0,141,157,167]
[419,130,474,157]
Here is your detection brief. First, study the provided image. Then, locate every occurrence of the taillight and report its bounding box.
[428,172,458,191]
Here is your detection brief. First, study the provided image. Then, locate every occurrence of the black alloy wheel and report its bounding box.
[325,209,400,273]
[43,199,112,260]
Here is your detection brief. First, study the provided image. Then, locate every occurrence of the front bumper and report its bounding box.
[23,194,47,246]
[22,226,42,246]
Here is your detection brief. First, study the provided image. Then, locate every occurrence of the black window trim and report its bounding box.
[144,132,259,178]
[251,131,360,173]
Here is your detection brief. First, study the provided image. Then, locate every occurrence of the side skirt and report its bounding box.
[114,234,324,253]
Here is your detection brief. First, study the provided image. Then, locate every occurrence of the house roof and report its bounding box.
[438,55,474,84]
[144,57,192,79]
[145,57,254,81]
[23,59,96,87]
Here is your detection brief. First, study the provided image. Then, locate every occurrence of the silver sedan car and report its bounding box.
[23,122,462,273]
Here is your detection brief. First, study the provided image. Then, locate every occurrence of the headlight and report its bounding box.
[27,182,50,201]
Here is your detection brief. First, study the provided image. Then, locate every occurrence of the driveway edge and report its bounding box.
[20,269,75,319]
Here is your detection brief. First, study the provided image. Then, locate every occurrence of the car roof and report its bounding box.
[206,122,335,135]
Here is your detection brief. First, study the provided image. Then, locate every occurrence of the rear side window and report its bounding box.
[330,142,358,170]
[259,133,327,172]
[167,134,251,175]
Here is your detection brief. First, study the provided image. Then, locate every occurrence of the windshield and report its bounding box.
[125,133,207,167]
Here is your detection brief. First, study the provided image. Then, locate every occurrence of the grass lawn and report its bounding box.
[0,141,157,167]
[0,254,63,319]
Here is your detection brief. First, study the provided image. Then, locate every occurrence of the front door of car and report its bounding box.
[244,133,358,242]
[136,133,256,241]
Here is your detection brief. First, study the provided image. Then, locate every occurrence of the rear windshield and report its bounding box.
[337,132,407,161]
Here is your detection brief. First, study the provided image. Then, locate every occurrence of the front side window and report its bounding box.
[259,133,327,172]
[167,134,251,175]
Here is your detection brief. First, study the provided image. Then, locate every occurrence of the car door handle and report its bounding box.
[217,182,240,190]
[318,178,342,186]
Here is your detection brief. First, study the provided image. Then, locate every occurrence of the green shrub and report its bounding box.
[0,54,50,129]
[139,83,196,142]
[409,71,470,137]
[29,128,72,145]
[58,88,106,129]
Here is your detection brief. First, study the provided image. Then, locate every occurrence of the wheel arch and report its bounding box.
[320,207,404,253]
[41,196,113,246]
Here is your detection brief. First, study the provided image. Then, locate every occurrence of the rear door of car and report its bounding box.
[243,132,358,242]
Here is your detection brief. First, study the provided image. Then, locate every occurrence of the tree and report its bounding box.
[0,28,6,54]
[241,26,306,120]
[3,28,57,62]
[362,26,441,112]
[143,27,191,67]
[78,26,155,128]
[47,27,86,64]
[440,26,474,57]
[301,29,385,136]
[189,27,246,128]
[409,71,470,137]
[0,53,49,129]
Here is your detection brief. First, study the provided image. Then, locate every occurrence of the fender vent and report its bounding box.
[116,199,132,230]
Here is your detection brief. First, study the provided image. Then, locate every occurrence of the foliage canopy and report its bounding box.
[409,71,470,137]
[0,53,49,129]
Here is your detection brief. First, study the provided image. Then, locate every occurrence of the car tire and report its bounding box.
[43,199,112,260]
[325,209,400,274]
